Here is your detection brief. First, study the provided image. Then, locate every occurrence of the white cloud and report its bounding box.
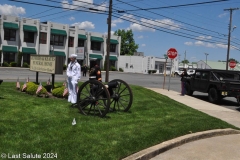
[184,42,193,45]
[69,16,75,21]
[196,36,212,40]
[111,18,123,27]
[104,31,114,35]
[138,35,144,39]
[195,41,204,46]
[61,0,107,12]
[129,23,155,32]
[216,43,228,49]
[206,43,216,48]
[218,12,227,18]
[127,18,180,32]
[0,4,25,16]
[71,21,95,30]
[141,44,146,47]
[151,19,181,30]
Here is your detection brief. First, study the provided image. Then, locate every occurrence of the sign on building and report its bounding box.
[76,47,84,60]
[30,55,64,74]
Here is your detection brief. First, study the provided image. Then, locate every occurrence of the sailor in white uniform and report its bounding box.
[66,54,81,104]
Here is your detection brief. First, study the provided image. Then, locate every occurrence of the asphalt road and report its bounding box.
[0,67,239,111]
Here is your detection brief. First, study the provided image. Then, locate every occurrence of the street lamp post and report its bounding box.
[204,53,209,69]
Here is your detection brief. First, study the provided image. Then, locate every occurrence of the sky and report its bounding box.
[1,0,240,63]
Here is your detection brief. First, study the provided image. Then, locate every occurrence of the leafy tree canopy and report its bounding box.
[181,59,189,64]
[114,29,138,55]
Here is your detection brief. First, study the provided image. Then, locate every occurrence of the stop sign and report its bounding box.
[167,48,178,59]
[229,61,236,68]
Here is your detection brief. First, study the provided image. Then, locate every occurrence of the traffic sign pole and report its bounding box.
[166,48,178,91]
[168,59,173,91]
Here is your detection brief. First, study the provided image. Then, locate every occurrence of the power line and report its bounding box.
[6,0,240,49]
[112,13,240,51]
[115,0,227,37]
[139,0,228,30]
[116,0,229,12]
[41,0,232,44]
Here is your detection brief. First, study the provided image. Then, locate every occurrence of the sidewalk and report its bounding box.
[123,88,240,160]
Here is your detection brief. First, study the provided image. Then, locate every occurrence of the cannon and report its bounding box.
[77,65,133,117]
[77,78,133,117]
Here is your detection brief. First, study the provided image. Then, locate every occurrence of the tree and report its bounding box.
[229,58,239,63]
[181,60,189,64]
[114,29,138,55]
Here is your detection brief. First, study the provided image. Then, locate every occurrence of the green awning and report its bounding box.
[78,34,87,40]
[3,22,19,30]
[51,29,67,36]
[109,56,118,61]
[2,46,18,53]
[22,47,36,54]
[91,36,104,42]
[51,51,65,57]
[89,54,103,60]
[23,25,37,32]
[110,39,119,44]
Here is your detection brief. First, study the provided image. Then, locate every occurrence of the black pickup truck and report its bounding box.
[183,69,240,104]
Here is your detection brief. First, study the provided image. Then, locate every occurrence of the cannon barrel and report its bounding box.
[107,81,118,89]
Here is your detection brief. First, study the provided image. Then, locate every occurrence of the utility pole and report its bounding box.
[184,50,186,69]
[204,53,209,69]
[224,8,239,70]
[105,0,112,82]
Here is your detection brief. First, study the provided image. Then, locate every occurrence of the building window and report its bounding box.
[4,29,16,41]
[24,31,35,43]
[50,34,64,46]
[3,53,15,64]
[110,44,116,52]
[91,41,101,51]
[23,54,30,65]
[155,65,158,70]
[68,37,74,47]
[78,39,84,47]
[126,63,128,68]
[110,60,115,67]
[39,32,47,44]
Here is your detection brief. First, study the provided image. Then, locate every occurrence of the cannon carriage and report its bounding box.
[77,66,133,117]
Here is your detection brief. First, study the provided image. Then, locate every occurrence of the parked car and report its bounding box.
[174,69,184,76]
[182,69,240,104]
[187,69,195,75]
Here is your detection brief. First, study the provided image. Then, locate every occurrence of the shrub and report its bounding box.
[119,68,124,72]
[63,64,67,70]
[26,82,48,96]
[110,66,117,71]
[23,62,29,68]
[3,62,9,67]
[152,70,157,73]
[10,62,17,67]
[52,86,68,98]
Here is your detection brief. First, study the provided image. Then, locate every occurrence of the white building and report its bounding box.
[118,55,179,74]
[0,14,121,69]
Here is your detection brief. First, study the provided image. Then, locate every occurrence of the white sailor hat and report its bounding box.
[70,54,77,58]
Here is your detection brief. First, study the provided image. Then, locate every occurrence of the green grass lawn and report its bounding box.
[0,82,238,160]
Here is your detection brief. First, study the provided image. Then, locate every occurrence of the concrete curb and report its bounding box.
[122,128,240,160]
